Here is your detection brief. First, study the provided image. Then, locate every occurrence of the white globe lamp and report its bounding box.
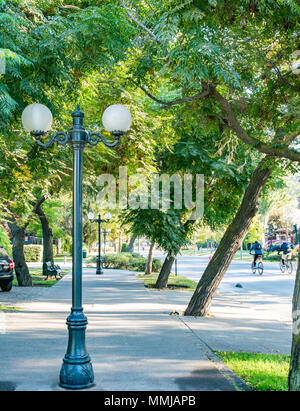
[102,104,132,133]
[21,103,53,134]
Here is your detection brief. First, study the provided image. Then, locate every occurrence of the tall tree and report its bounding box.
[185,155,274,316]
[119,0,300,383]
[7,221,32,286]
[145,242,155,274]
[289,247,300,390]
[0,0,135,278]
[118,0,300,301]
[33,196,55,274]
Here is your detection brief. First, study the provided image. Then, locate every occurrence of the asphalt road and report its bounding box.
[139,249,297,324]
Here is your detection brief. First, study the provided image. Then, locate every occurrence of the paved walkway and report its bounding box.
[0,268,292,391]
[0,269,247,391]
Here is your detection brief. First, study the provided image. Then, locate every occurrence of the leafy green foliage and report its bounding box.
[139,272,197,291]
[0,225,11,249]
[123,0,299,156]
[23,244,43,262]
[99,252,162,272]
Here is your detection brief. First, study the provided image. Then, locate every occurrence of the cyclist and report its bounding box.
[249,240,263,267]
[278,241,292,266]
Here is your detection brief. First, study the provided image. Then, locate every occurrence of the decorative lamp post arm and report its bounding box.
[33,131,70,148]
[87,131,123,148]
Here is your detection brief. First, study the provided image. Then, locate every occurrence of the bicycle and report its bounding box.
[250,253,263,275]
[279,255,293,274]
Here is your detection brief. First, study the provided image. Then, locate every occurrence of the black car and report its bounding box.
[0,247,14,292]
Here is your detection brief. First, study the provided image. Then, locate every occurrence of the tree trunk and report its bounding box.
[185,157,274,316]
[154,219,194,288]
[8,222,32,286]
[126,235,136,252]
[154,254,175,289]
[145,242,155,274]
[288,247,300,390]
[34,198,54,276]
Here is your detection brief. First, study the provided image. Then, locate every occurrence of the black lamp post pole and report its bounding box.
[59,107,94,389]
[103,229,109,254]
[30,105,123,390]
[103,229,106,255]
[90,215,110,275]
[269,224,273,250]
[96,215,103,275]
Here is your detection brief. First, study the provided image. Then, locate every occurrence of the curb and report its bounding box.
[176,315,250,391]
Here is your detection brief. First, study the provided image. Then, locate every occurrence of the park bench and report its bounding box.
[43,261,62,280]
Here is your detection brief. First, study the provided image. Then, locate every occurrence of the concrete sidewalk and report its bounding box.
[0,269,247,391]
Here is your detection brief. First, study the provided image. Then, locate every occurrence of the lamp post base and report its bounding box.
[59,309,94,390]
[96,259,103,275]
[59,361,94,390]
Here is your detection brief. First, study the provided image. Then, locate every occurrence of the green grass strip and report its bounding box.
[138,273,197,291]
[12,268,69,288]
[215,351,290,391]
[0,304,21,311]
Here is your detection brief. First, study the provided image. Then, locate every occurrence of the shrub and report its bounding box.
[95,252,163,272]
[121,243,128,252]
[24,245,43,262]
[264,251,297,261]
[0,226,11,251]
[53,245,57,258]
[128,256,146,271]
[152,258,162,272]
[101,253,131,269]
[6,244,13,257]
[97,252,145,271]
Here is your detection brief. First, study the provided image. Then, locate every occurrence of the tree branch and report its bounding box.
[274,66,300,93]
[59,4,82,11]
[33,196,47,214]
[209,86,300,162]
[119,0,161,43]
[129,78,210,108]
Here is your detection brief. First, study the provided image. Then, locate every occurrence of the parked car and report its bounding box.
[0,247,14,292]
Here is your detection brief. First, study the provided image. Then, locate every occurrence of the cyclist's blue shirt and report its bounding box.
[250,244,263,255]
[281,243,291,253]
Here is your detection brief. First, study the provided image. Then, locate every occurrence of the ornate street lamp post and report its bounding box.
[268,224,274,250]
[21,102,131,390]
[88,212,111,275]
[103,228,111,254]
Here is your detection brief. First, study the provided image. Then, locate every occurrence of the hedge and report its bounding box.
[94,252,162,272]
[24,245,43,262]
[264,251,298,262]
[53,245,58,258]
[23,245,58,262]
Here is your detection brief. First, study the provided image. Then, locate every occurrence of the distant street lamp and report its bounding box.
[22,103,131,390]
[103,228,111,254]
[267,223,278,250]
[88,212,111,274]
[268,224,274,249]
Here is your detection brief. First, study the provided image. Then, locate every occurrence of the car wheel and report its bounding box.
[1,281,13,292]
